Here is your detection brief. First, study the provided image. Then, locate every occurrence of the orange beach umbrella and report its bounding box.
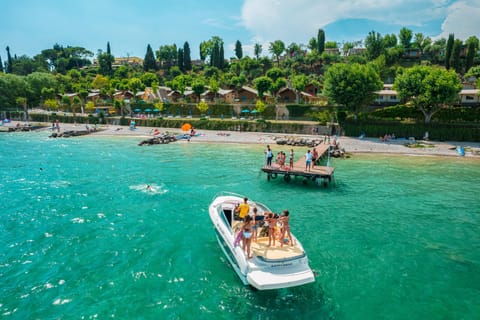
[181,123,192,131]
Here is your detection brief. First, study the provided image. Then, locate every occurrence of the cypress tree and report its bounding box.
[235,40,243,59]
[210,42,218,67]
[6,46,13,73]
[143,44,157,71]
[317,29,325,54]
[445,33,454,69]
[219,43,224,69]
[0,55,3,73]
[465,41,476,73]
[449,39,462,73]
[183,42,192,71]
[106,41,113,74]
[177,48,184,71]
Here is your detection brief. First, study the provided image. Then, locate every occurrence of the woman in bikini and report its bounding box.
[266,212,277,247]
[242,215,254,259]
[279,210,294,247]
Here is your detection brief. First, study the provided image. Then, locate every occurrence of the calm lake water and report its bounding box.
[1,131,479,319]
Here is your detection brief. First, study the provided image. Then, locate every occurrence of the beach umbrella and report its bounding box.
[241,109,250,113]
[181,123,192,131]
[134,108,141,112]
[153,109,160,113]
[251,110,258,114]
[145,108,152,113]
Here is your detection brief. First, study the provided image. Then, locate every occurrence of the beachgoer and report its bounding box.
[305,150,313,172]
[266,212,277,246]
[235,197,250,220]
[312,148,318,166]
[289,149,294,169]
[266,145,273,167]
[55,119,60,132]
[252,207,259,242]
[279,210,294,247]
[242,215,254,259]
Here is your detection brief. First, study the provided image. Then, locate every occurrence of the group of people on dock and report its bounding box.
[265,145,320,172]
[235,197,293,259]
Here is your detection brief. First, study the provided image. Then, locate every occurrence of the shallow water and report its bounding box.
[1,131,479,319]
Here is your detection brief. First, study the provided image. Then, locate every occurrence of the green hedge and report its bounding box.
[342,120,480,141]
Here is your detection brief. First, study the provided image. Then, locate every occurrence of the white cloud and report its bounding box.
[240,0,479,44]
[435,1,480,40]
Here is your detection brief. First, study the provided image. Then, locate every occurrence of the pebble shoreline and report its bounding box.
[4,121,480,157]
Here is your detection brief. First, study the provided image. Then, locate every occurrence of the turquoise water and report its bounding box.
[1,131,479,319]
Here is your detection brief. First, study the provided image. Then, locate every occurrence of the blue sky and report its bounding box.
[1,0,479,61]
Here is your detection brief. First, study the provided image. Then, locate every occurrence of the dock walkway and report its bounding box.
[261,143,335,186]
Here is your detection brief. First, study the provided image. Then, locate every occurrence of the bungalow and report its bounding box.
[235,86,259,103]
[459,89,480,105]
[304,83,320,96]
[201,88,235,103]
[374,84,400,105]
[278,87,297,103]
[113,90,134,101]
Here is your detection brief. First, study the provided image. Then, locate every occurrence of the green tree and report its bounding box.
[365,31,384,60]
[445,34,454,69]
[292,74,309,103]
[177,48,184,71]
[255,100,266,116]
[0,73,28,108]
[270,78,287,101]
[127,78,144,97]
[16,96,28,120]
[44,98,59,111]
[26,72,58,107]
[235,40,243,59]
[254,76,273,99]
[254,43,262,59]
[383,34,397,48]
[141,72,158,88]
[191,79,205,101]
[0,55,3,73]
[196,101,209,115]
[269,40,285,66]
[72,96,82,114]
[394,65,461,123]
[143,44,158,71]
[156,44,177,68]
[323,63,383,119]
[413,33,431,55]
[266,67,285,82]
[399,27,413,48]
[5,46,13,73]
[450,39,463,73]
[317,29,325,54]
[183,42,192,71]
[465,39,477,73]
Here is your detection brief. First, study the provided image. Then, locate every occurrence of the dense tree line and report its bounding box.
[1,27,479,123]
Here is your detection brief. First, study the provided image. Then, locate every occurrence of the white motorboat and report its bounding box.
[208,191,315,290]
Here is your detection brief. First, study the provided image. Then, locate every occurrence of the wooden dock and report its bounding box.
[261,143,335,186]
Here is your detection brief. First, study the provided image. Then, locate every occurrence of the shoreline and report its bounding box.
[4,120,480,158]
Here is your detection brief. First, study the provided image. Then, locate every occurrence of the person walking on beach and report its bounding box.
[265,145,273,167]
[305,150,313,172]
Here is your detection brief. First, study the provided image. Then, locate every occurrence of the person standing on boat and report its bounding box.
[305,150,313,172]
[235,197,250,221]
[279,210,293,247]
[266,212,278,247]
[242,215,254,259]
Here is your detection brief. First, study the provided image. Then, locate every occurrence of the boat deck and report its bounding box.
[232,221,304,260]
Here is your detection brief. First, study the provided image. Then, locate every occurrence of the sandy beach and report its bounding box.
[4,120,480,157]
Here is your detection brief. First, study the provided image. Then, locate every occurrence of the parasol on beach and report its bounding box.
[241,109,250,113]
[181,123,192,131]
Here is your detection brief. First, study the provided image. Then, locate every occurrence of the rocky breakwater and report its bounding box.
[49,130,91,138]
[138,134,178,146]
[274,136,323,147]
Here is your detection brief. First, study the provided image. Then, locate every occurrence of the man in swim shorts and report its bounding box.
[236,197,250,220]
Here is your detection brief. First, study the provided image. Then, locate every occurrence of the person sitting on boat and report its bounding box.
[279,210,293,247]
[242,215,254,259]
[265,212,278,247]
[235,197,250,220]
